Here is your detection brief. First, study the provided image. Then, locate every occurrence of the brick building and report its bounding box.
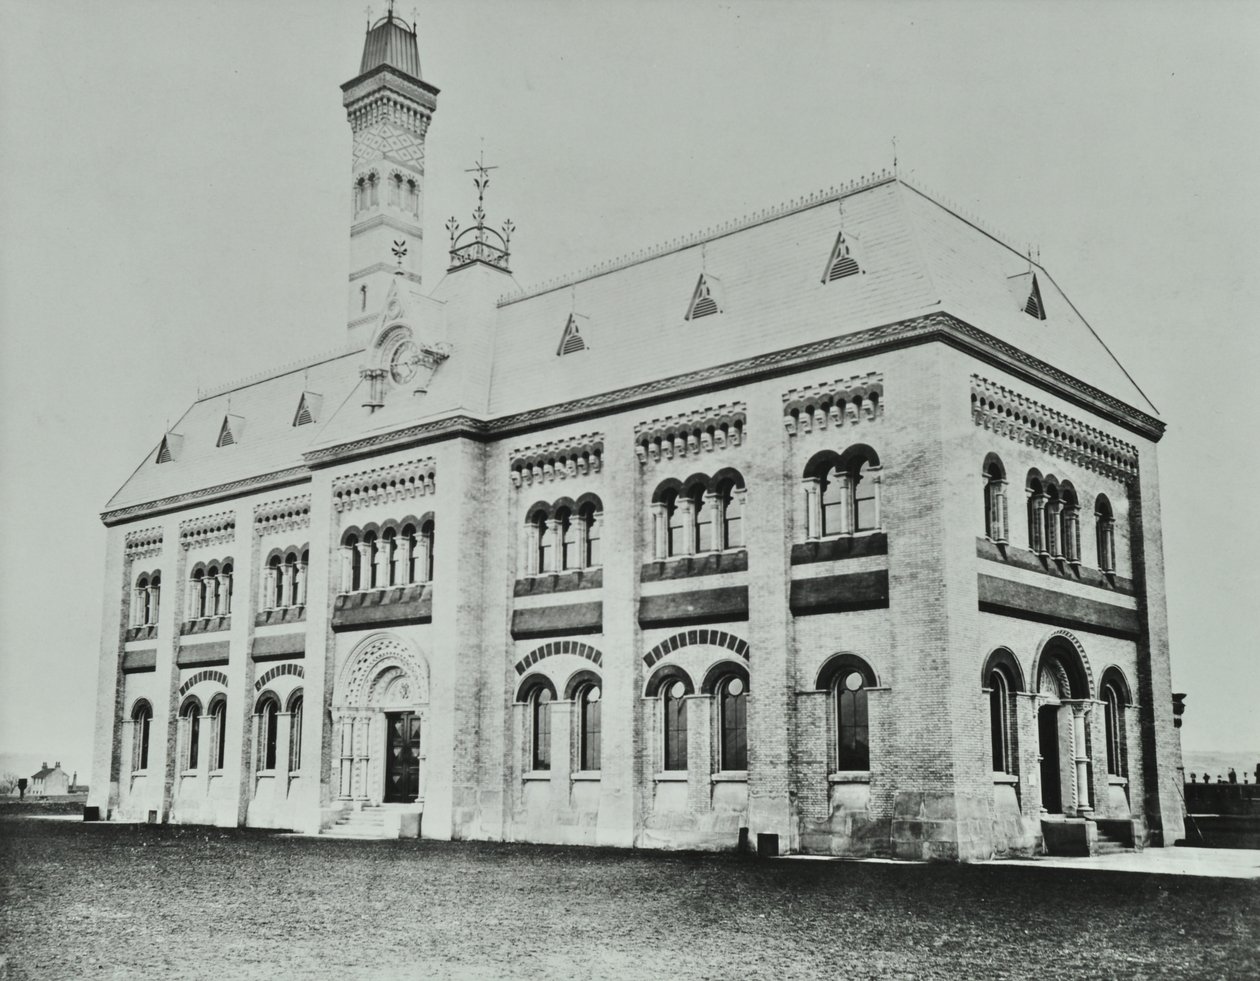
[88,11,1184,859]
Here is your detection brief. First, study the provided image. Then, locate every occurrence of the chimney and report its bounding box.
[55,761,60,769]
[42,761,47,769]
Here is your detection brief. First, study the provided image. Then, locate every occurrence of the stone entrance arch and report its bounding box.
[1033,631,1094,818]
[333,633,430,805]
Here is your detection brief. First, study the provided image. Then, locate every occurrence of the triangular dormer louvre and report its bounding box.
[293,391,322,426]
[556,314,587,356]
[217,415,244,448]
[1024,273,1046,320]
[823,229,861,282]
[156,433,182,464]
[685,274,721,321]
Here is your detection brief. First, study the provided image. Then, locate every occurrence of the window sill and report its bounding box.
[256,770,276,779]
[711,772,748,783]
[828,771,871,784]
[523,771,551,782]
[654,771,689,782]
[1108,776,1128,787]
[992,773,1018,785]
[180,769,199,778]
[570,771,601,782]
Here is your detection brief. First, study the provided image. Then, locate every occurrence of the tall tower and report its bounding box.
[341,7,439,339]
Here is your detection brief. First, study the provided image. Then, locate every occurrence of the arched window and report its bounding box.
[718,675,748,771]
[532,511,553,574]
[663,680,688,771]
[189,568,205,619]
[180,698,201,771]
[1060,485,1081,564]
[580,503,601,567]
[209,697,227,772]
[836,671,869,771]
[388,173,402,207]
[149,572,161,624]
[269,555,283,608]
[820,465,847,536]
[136,575,151,626]
[983,456,1008,543]
[1026,473,1046,554]
[131,701,152,772]
[578,682,601,772]
[987,667,1015,774]
[346,533,362,591]
[221,563,233,615]
[406,178,419,217]
[692,485,713,553]
[288,694,304,772]
[381,528,398,586]
[368,173,379,207]
[354,177,365,213]
[718,477,743,549]
[531,688,552,771]
[298,549,308,605]
[665,489,685,557]
[206,565,221,617]
[363,532,379,589]
[1043,483,1062,559]
[420,520,435,583]
[257,696,280,771]
[1101,671,1129,778]
[852,458,878,532]
[558,508,577,570]
[1095,495,1116,573]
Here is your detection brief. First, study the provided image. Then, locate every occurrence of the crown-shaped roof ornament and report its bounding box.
[447,150,514,272]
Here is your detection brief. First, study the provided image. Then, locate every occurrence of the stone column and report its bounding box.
[398,536,414,586]
[356,542,372,590]
[339,546,353,593]
[1046,501,1063,559]
[802,478,822,540]
[703,491,721,551]
[281,564,296,608]
[219,573,233,615]
[373,542,388,589]
[837,472,854,535]
[651,503,668,560]
[263,566,277,610]
[1069,701,1093,817]
[676,497,696,556]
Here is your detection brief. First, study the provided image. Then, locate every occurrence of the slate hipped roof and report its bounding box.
[103,175,1158,522]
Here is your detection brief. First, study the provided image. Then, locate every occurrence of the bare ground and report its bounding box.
[0,807,1256,980]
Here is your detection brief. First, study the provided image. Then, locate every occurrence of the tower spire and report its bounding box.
[341,9,439,341]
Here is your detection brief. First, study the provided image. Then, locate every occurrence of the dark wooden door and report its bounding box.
[1038,706,1061,813]
[384,711,421,803]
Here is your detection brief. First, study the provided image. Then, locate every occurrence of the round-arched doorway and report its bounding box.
[332,634,430,805]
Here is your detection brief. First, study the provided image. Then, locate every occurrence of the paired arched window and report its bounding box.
[651,473,746,560]
[288,693,304,773]
[180,697,201,772]
[663,681,688,771]
[982,455,1008,544]
[256,695,280,772]
[208,696,227,772]
[803,448,882,539]
[264,547,308,610]
[131,701,152,772]
[1025,472,1088,566]
[1095,495,1116,574]
[525,497,603,575]
[187,560,233,619]
[132,572,161,627]
[1101,670,1130,778]
[341,519,434,592]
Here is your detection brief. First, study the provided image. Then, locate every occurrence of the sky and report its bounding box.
[1,0,1257,778]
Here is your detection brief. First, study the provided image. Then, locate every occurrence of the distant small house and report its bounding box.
[28,762,71,797]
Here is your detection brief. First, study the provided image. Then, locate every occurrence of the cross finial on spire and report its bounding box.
[892,136,898,175]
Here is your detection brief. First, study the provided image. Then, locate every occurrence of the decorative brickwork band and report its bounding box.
[254,495,312,536]
[970,376,1139,481]
[179,512,237,548]
[513,640,603,676]
[124,526,163,559]
[254,662,305,693]
[332,458,436,512]
[510,435,603,488]
[642,628,750,668]
[782,373,883,436]
[635,404,745,465]
[178,670,228,697]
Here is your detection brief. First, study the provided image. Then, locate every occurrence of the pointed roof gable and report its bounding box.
[216,414,244,447]
[823,229,861,282]
[293,391,322,426]
[685,273,722,320]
